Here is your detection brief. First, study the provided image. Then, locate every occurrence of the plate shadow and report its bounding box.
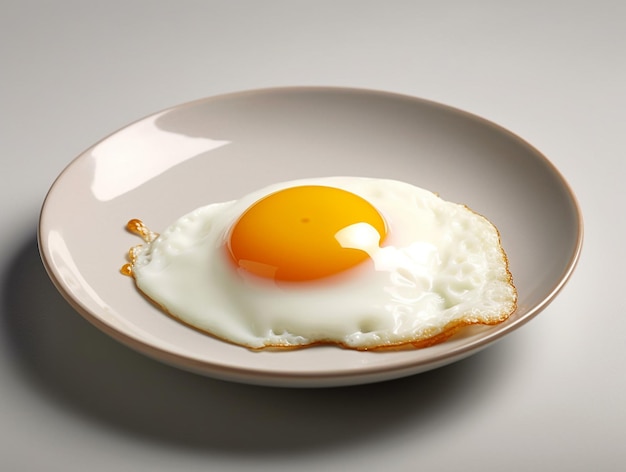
[1,231,519,456]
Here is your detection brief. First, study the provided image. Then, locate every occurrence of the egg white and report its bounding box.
[129,177,517,350]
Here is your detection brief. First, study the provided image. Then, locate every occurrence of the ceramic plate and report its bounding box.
[38,87,583,387]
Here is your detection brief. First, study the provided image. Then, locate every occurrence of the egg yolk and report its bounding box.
[227,186,388,281]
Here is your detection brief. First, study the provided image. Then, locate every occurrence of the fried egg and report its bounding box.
[123,177,517,350]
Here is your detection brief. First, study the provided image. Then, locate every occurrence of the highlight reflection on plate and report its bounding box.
[38,87,583,387]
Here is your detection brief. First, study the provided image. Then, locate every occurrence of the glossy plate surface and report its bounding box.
[38,87,583,387]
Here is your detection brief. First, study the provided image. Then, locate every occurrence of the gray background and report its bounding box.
[1,1,622,471]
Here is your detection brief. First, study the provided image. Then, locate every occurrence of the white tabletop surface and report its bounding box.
[1,1,622,470]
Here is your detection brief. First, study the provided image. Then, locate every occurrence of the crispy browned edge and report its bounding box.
[121,204,518,353]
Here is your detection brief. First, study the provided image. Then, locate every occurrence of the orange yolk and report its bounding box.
[227,186,388,281]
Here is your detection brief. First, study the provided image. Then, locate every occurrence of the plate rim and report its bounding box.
[37,86,584,387]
